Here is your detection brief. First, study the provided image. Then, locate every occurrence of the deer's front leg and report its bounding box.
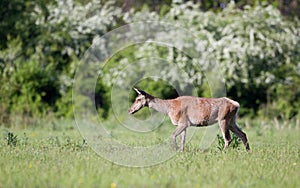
[172,125,187,151]
[180,130,186,151]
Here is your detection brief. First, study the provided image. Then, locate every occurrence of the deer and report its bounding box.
[128,88,250,152]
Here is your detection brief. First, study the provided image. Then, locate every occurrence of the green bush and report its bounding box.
[1,0,300,126]
[0,61,60,124]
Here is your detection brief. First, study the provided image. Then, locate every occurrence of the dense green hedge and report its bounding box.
[1,0,299,126]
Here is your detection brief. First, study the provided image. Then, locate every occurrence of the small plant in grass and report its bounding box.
[19,132,29,146]
[6,132,18,147]
[230,134,241,149]
[216,133,241,151]
[216,134,225,151]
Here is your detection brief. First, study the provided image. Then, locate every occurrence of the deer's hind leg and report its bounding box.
[229,122,250,151]
[219,119,232,150]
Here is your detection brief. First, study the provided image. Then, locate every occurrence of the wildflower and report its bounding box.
[111,182,117,188]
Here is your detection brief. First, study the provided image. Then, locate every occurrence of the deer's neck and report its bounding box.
[148,98,171,115]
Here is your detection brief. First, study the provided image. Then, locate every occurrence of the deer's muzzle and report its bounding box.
[128,108,137,114]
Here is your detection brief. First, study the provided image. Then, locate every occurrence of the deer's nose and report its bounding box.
[128,108,136,114]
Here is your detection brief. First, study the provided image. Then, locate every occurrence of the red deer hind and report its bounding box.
[128,88,250,152]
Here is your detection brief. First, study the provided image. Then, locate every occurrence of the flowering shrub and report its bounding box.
[0,0,299,123]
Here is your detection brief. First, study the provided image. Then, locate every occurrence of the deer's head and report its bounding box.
[128,88,153,114]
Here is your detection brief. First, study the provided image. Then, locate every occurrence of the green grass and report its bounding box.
[0,119,299,188]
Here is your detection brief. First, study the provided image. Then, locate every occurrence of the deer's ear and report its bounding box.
[133,87,142,95]
[133,87,148,95]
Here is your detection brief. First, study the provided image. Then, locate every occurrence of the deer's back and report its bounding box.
[168,96,239,126]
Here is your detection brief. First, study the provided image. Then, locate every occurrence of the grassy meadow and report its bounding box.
[1,1,300,187]
[0,119,299,188]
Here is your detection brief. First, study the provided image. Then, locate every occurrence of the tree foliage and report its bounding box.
[117,1,300,117]
[0,0,299,126]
